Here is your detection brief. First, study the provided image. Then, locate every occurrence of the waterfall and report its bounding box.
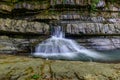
[51,25,64,38]
[32,25,119,62]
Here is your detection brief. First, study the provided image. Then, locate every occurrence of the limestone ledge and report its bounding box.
[66,23,120,35]
[0,1,49,12]
[0,18,49,34]
[0,0,119,20]
[75,38,120,50]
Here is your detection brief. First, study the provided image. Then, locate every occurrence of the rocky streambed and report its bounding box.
[0,54,120,80]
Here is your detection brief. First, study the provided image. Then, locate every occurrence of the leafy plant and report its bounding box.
[31,74,41,79]
[91,0,100,11]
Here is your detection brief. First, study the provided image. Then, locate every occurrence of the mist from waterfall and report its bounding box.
[33,25,119,62]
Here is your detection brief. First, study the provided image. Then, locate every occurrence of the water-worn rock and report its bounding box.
[0,35,48,53]
[0,36,26,53]
[66,23,120,34]
[75,37,120,50]
[97,0,105,7]
[0,55,120,80]
[0,18,49,34]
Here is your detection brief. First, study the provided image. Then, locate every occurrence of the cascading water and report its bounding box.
[33,25,120,62]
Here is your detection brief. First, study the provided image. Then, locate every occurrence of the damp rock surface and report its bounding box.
[0,54,120,80]
[66,23,120,35]
[0,36,47,54]
[75,37,120,50]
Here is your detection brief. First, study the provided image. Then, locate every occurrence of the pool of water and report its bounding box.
[32,49,120,63]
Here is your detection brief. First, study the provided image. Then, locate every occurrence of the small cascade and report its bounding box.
[32,25,120,62]
[51,25,64,38]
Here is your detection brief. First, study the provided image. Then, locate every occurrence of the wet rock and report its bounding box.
[88,38,120,50]
[108,18,120,23]
[0,36,18,53]
[97,0,105,7]
[91,17,105,22]
[75,37,120,50]
[66,23,120,34]
[0,36,41,54]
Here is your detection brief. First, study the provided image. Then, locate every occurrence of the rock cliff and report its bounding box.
[0,0,120,53]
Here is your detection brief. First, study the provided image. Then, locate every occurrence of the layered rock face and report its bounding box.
[0,35,47,53]
[66,23,120,34]
[0,18,49,53]
[64,22,120,50]
[0,0,120,52]
[0,0,49,12]
[0,18,49,34]
[50,0,91,5]
[0,0,120,20]
[75,38,120,50]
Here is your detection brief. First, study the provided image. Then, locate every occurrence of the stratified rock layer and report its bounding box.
[76,37,120,50]
[0,18,49,34]
[66,23,120,34]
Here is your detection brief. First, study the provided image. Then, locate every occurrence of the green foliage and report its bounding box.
[31,74,41,79]
[91,0,100,12]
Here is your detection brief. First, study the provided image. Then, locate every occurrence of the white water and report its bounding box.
[33,26,111,61]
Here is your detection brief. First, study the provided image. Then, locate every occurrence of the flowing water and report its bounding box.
[33,26,120,62]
